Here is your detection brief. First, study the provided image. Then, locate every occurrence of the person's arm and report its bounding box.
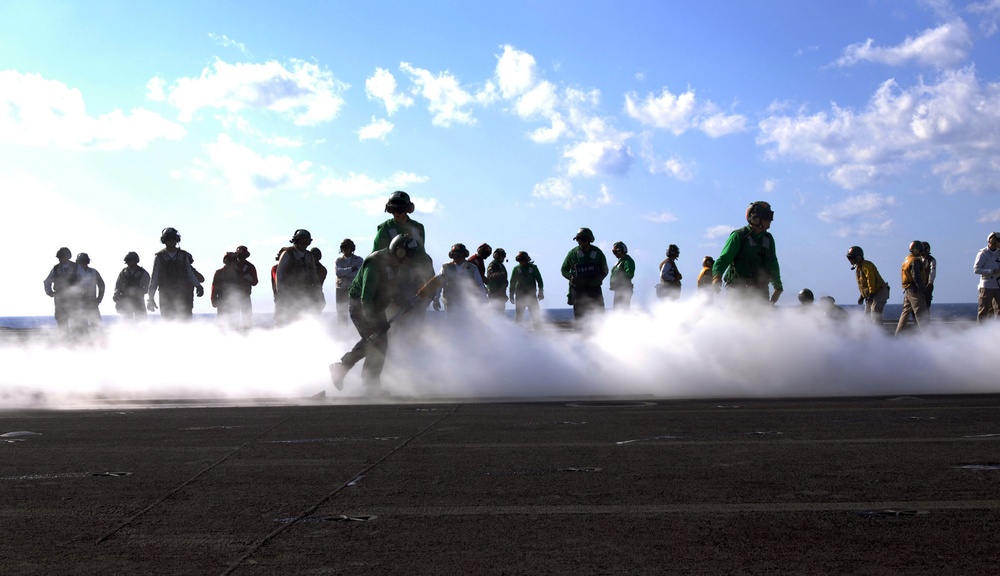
[561,251,574,281]
[766,236,783,295]
[95,271,106,304]
[712,232,740,283]
[43,268,56,296]
[624,256,635,280]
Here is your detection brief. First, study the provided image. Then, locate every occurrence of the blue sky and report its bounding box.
[3,0,1000,316]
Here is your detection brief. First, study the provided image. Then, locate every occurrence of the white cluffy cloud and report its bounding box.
[758,67,1000,193]
[358,117,394,141]
[531,177,615,209]
[624,87,747,137]
[817,192,898,238]
[0,71,185,150]
[833,19,972,69]
[365,68,414,115]
[399,62,478,127]
[163,58,348,126]
[193,134,313,202]
[317,170,430,200]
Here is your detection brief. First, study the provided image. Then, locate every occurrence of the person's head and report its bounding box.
[515,251,531,265]
[223,252,237,266]
[160,227,181,246]
[908,240,923,257]
[290,229,312,250]
[340,239,356,256]
[846,246,864,267]
[476,243,492,259]
[124,251,140,267]
[75,253,90,268]
[702,256,715,269]
[388,233,418,263]
[310,247,322,261]
[990,232,1000,250]
[493,248,506,261]
[56,247,72,262]
[612,241,627,258]
[235,245,250,260]
[746,201,774,232]
[574,227,595,247]
[798,288,815,305]
[449,243,470,263]
[921,241,931,256]
[666,244,680,260]
[385,190,415,220]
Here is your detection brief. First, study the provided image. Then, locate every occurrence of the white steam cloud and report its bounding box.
[1,298,996,410]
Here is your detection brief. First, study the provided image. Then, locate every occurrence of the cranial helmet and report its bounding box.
[449,243,470,259]
[574,227,595,243]
[160,227,180,244]
[75,252,90,265]
[476,243,492,258]
[235,245,250,258]
[909,240,923,255]
[493,248,506,260]
[385,190,415,214]
[746,201,774,226]
[846,246,864,263]
[666,244,680,258]
[340,239,355,253]
[56,247,72,259]
[389,233,418,259]
[922,241,931,255]
[515,251,530,263]
[291,229,312,243]
[310,247,322,261]
[124,251,140,264]
[798,288,814,303]
[612,241,627,254]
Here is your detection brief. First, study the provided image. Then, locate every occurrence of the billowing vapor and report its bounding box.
[1,298,996,410]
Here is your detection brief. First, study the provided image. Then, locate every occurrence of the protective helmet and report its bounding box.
[746,201,774,226]
[448,243,470,259]
[476,243,492,258]
[922,241,931,255]
[908,240,923,255]
[310,247,322,261]
[989,232,1000,243]
[160,227,180,244]
[340,239,355,253]
[846,246,864,263]
[493,248,506,260]
[798,288,814,303]
[75,252,90,265]
[389,233,418,259]
[56,247,72,259]
[702,256,715,268]
[612,241,627,255]
[515,251,530,263]
[124,251,140,263]
[235,245,250,258]
[223,252,237,264]
[666,244,680,258]
[291,229,312,243]
[385,190,415,214]
[573,227,595,243]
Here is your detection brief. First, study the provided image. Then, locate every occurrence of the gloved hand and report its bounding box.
[195,285,205,298]
[538,289,544,301]
[432,298,441,311]
[858,295,865,305]
[509,295,515,304]
[147,298,158,312]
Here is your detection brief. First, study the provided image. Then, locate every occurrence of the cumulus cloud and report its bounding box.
[198,134,313,202]
[624,87,747,137]
[365,68,414,115]
[977,207,1000,222]
[399,62,476,127]
[0,71,185,150]
[833,19,972,69]
[358,117,394,141]
[643,211,679,224]
[757,67,1000,192]
[967,0,1000,35]
[531,177,617,209]
[647,156,694,181]
[166,58,348,125]
[349,193,439,216]
[317,170,429,198]
[817,192,897,238]
[704,225,735,239]
[208,33,248,54]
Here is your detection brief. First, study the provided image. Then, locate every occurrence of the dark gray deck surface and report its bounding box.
[3,394,1000,575]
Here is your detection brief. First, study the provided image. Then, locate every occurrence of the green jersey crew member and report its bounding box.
[609,241,636,309]
[561,227,609,321]
[509,251,544,327]
[372,191,435,324]
[712,201,783,304]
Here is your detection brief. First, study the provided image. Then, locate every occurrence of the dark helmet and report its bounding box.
[922,241,931,255]
[702,256,715,268]
[476,243,492,258]
[389,233,418,259]
[989,231,1000,244]
[291,229,312,243]
[746,201,774,226]
[908,240,923,255]
[515,251,530,263]
[124,251,140,264]
[573,227,595,243]
[449,243,470,259]
[223,251,237,265]
[235,245,250,258]
[56,247,72,259]
[385,190,415,214]
[75,252,90,265]
[666,244,680,258]
[846,246,864,264]
[310,247,322,261]
[798,288,815,303]
[493,248,506,260]
[612,241,627,255]
[160,227,180,244]
[340,238,356,253]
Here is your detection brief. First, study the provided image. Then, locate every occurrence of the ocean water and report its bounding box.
[0,303,979,329]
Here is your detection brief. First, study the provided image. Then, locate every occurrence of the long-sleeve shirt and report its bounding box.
[854,259,887,299]
[78,267,106,304]
[712,225,782,291]
[335,254,364,289]
[349,249,399,319]
[610,255,635,291]
[561,246,609,289]
[510,263,544,296]
[148,249,202,297]
[974,246,1000,289]
[900,254,925,292]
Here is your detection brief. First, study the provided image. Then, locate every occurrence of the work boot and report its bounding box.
[329,362,348,391]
